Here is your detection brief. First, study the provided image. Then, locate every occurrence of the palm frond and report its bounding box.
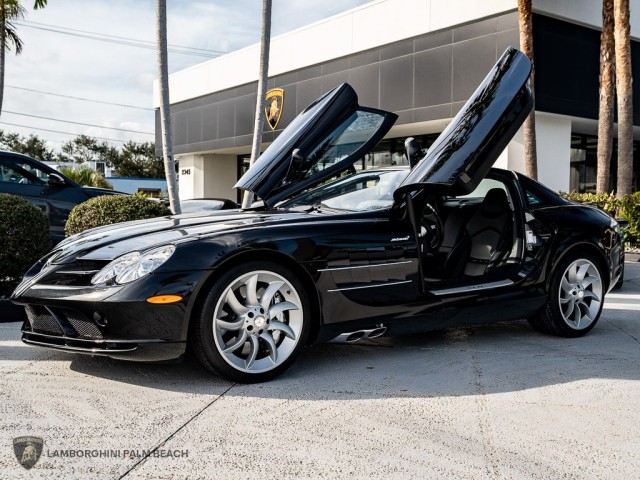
[2,0,26,19]
[4,22,23,54]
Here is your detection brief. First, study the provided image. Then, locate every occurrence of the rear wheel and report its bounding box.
[529,254,604,337]
[190,261,310,383]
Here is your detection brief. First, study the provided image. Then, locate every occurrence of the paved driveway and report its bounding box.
[1,263,639,479]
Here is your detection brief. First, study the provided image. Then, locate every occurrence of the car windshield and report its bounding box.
[181,199,226,213]
[280,168,408,211]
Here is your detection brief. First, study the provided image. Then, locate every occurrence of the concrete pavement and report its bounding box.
[1,262,639,479]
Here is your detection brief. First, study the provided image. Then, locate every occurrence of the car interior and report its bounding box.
[415,174,525,286]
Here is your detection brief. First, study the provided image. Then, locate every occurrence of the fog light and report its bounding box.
[146,295,183,304]
[93,311,107,327]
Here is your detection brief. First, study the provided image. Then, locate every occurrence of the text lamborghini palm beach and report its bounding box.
[12,48,624,382]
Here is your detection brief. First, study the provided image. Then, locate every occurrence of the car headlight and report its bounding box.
[91,245,176,286]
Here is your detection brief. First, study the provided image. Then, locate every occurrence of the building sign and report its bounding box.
[265,88,284,130]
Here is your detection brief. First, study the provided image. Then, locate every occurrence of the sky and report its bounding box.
[3,0,372,151]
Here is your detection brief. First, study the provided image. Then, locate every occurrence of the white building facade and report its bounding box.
[154,0,640,201]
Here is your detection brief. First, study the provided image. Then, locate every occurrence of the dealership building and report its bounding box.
[154,0,640,202]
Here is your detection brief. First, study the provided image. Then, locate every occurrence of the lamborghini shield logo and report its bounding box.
[13,436,44,470]
[265,88,284,130]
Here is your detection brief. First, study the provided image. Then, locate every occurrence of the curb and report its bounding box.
[626,253,640,263]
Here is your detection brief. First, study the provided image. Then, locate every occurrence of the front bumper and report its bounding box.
[13,270,207,362]
[20,301,188,362]
[21,329,186,362]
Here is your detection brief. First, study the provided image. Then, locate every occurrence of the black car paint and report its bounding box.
[0,151,122,244]
[15,164,621,361]
[11,47,624,366]
[400,43,533,196]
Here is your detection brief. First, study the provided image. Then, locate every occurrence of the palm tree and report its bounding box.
[242,0,272,209]
[517,0,537,180]
[156,0,180,214]
[596,0,615,195]
[0,0,26,116]
[60,166,113,190]
[613,0,633,198]
[0,0,45,115]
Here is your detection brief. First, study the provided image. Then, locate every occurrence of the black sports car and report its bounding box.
[12,48,624,383]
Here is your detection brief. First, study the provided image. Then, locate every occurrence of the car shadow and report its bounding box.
[58,316,640,399]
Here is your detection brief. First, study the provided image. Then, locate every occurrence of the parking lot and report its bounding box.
[1,261,639,479]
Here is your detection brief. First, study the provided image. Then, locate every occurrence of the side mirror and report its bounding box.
[291,148,305,166]
[285,149,306,183]
[47,173,66,186]
[404,137,422,169]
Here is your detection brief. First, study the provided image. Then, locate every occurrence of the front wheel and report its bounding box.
[529,254,604,337]
[190,261,310,383]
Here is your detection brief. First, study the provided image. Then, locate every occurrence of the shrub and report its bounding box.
[619,191,640,245]
[65,194,171,236]
[0,194,50,293]
[560,191,640,246]
[559,192,621,217]
[60,166,113,189]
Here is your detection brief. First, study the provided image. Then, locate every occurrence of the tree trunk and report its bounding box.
[0,1,7,116]
[613,0,633,198]
[242,0,272,209]
[596,0,616,195]
[156,0,181,214]
[518,0,538,180]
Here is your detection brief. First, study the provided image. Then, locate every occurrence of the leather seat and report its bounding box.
[444,188,512,277]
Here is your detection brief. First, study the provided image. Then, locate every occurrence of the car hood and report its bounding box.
[235,83,396,207]
[396,46,533,198]
[48,210,311,264]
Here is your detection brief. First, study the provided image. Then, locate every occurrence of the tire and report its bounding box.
[529,254,604,337]
[190,261,310,383]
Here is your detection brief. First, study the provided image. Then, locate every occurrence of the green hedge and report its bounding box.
[560,192,620,217]
[619,192,640,244]
[0,194,50,293]
[560,191,639,245]
[65,194,171,237]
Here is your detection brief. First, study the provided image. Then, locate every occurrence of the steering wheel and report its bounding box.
[420,202,444,252]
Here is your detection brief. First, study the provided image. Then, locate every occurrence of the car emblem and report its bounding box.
[265,88,284,130]
[13,436,44,470]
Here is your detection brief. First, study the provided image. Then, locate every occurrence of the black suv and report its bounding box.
[0,151,122,244]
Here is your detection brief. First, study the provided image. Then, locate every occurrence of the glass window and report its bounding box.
[0,158,48,185]
[281,168,409,211]
[453,178,507,200]
[291,109,387,181]
[569,133,640,193]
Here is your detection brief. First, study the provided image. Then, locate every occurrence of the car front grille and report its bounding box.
[38,260,109,287]
[61,309,103,339]
[25,305,64,335]
[24,305,103,339]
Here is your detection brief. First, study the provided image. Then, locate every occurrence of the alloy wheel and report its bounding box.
[558,258,603,330]
[212,270,303,373]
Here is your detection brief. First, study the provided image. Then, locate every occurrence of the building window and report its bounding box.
[570,134,598,193]
[95,162,106,176]
[570,133,640,193]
